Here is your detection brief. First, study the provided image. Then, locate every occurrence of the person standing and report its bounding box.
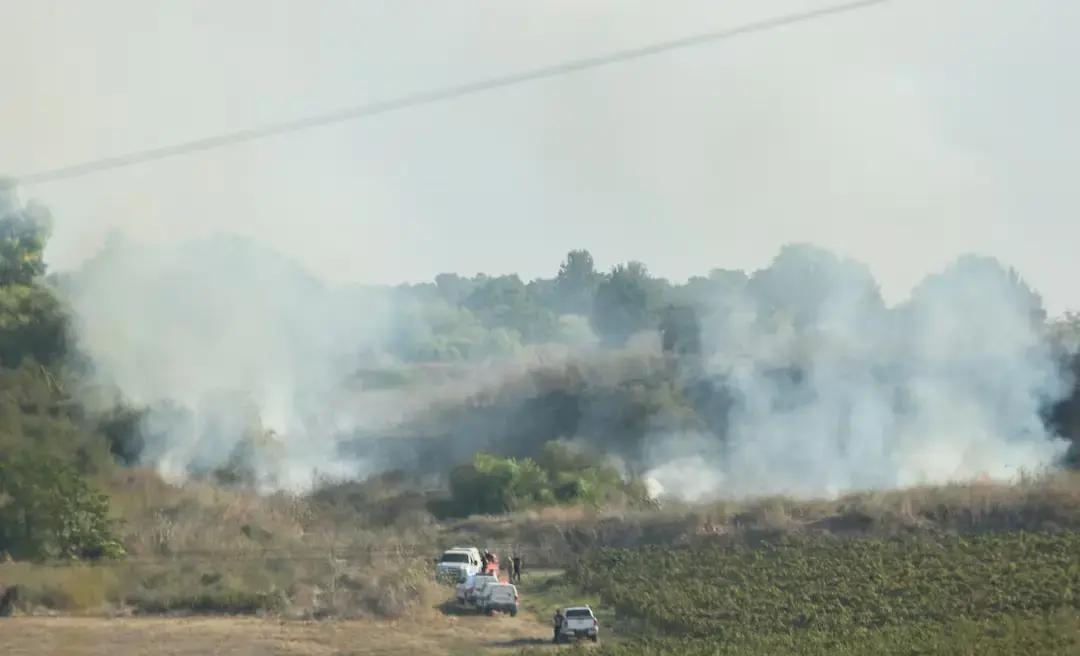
[552,608,564,643]
[512,554,522,583]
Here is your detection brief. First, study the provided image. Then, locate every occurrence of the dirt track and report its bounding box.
[0,613,552,656]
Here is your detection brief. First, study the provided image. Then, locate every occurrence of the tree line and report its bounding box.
[3,192,1080,556]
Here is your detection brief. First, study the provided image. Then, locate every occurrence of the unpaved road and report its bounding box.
[0,612,552,656]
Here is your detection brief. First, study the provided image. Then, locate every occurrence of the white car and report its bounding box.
[477,583,519,616]
[558,606,599,643]
[458,573,499,606]
[435,547,482,582]
[455,574,476,604]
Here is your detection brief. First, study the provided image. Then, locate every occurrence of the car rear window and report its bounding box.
[566,609,592,618]
[441,552,469,563]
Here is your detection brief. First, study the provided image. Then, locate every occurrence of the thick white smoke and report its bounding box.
[645,246,1071,500]
[66,233,399,489]
[64,231,1071,499]
[64,232,599,490]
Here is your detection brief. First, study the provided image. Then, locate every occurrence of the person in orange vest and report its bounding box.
[481,550,496,575]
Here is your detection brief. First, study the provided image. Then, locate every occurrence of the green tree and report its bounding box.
[592,262,655,345]
[660,305,702,357]
[0,283,68,367]
[0,453,125,560]
[748,243,884,332]
[0,200,67,367]
[0,194,50,286]
[908,255,1045,326]
[554,249,601,316]
[434,273,478,305]
[464,274,557,342]
[441,444,648,517]
[671,268,747,310]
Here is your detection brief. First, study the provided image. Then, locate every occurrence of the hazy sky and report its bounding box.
[2,0,1078,312]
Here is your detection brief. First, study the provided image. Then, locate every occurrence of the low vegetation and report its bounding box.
[550,530,1080,655]
[564,613,1080,656]
[431,443,653,518]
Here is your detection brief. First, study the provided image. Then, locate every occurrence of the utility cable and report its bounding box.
[14,0,892,186]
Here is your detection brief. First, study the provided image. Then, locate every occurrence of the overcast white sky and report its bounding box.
[2,0,1078,312]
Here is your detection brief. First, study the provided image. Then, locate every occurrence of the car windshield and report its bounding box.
[440,552,469,563]
[566,609,592,618]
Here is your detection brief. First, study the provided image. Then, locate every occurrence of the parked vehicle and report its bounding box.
[558,606,599,643]
[462,579,498,609]
[477,583,519,616]
[455,574,476,605]
[435,547,483,583]
[458,573,499,606]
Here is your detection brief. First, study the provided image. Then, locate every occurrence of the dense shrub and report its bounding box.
[0,453,125,561]
[436,442,649,517]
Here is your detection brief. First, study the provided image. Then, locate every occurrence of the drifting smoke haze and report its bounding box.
[644,248,1070,500]
[66,235,392,488]
[60,234,1074,500]
[64,233,600,490]
[3,1,1079,499]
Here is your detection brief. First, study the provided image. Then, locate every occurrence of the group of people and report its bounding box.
[480,549,524,582]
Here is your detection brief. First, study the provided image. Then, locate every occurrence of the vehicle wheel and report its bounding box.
[590,635,598,643]
[485,608,494,616]
[510,609,517,617]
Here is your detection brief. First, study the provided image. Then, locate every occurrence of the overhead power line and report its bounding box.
[17,0,892,186]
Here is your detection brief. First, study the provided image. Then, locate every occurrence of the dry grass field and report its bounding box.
[0,612,553,656]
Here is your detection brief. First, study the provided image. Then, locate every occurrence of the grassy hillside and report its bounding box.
[4,470,1080,619]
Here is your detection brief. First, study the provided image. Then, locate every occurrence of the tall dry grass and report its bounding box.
[6,467,1078,617]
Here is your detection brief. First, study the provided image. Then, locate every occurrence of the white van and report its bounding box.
[478,583,519,616]
[435,547,482,582]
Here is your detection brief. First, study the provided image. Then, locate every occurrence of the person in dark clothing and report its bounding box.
[553,608,564,643]
[0,585,19,617]
[512,555,522,583]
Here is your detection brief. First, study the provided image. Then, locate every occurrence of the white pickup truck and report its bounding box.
[435,547,483,583]
[557,606,599,643]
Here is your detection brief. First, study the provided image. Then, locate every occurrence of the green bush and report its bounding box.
[0,452,125,561]
[437,442,648,517]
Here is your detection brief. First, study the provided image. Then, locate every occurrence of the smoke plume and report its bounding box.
[63,235,1073,499]
[644,246,1070,500]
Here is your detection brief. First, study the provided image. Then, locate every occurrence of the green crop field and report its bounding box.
[551,531,1080,655]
